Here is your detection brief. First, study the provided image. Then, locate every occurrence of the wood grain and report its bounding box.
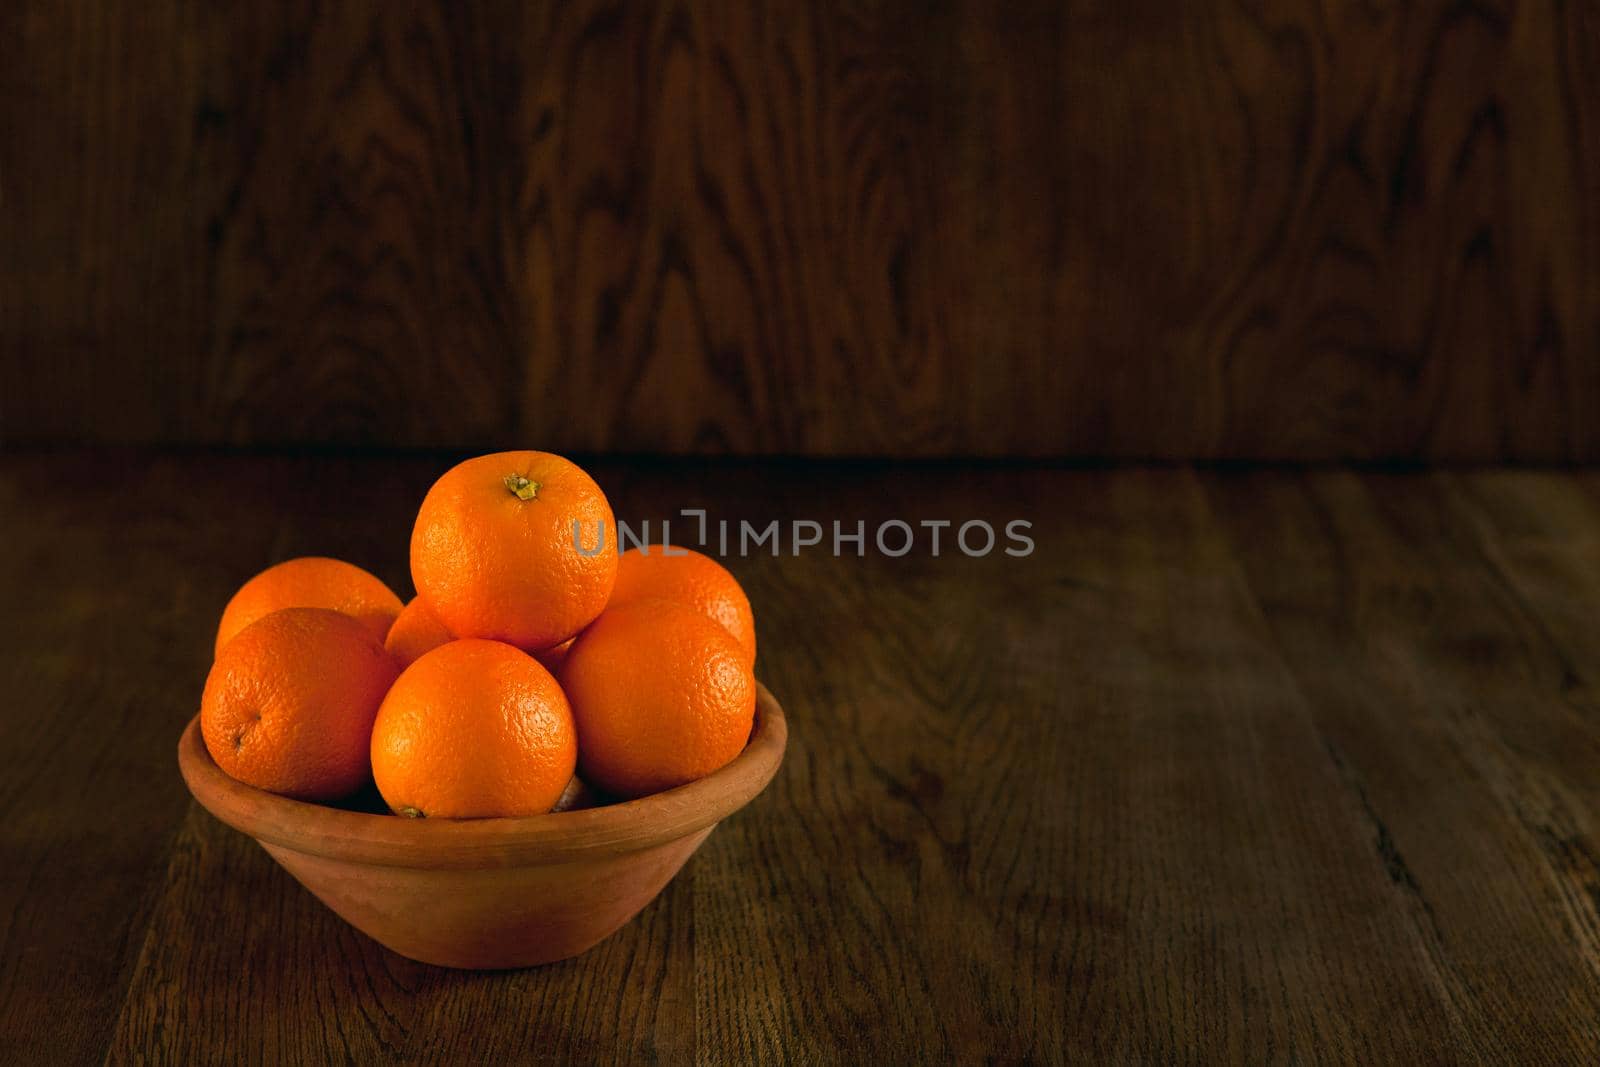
[0,452,420,1064]
[1205,469,1600,1060]
[4,2,1599,458]
[6,450,1600,1059]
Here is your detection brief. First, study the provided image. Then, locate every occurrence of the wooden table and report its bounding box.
[4,450,1599,1062]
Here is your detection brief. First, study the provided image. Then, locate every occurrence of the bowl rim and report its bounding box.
[178,682,788,869]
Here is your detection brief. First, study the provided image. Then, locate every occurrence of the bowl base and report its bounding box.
[260,827,715,969]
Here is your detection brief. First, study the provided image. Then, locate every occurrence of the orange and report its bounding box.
[410,451,617,651]
[560,599,756,798]
[609,546,757,665]
[371,639,578,818]
[384,595,454,668]
[532,636,575,673]
[215,556,403,657]
[551,773,604,813]
[201,607,400,801]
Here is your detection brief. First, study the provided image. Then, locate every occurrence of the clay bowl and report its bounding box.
[177,684,787,969]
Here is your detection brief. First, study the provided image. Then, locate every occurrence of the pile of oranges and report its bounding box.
[200,450,759,818]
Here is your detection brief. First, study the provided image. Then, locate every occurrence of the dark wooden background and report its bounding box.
[4,1,1598,458]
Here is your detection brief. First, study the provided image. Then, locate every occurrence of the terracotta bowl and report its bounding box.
[177,684,787,969]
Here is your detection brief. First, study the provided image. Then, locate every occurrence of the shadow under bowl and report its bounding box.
[177,684,788,969]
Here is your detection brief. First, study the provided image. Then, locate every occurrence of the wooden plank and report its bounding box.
[4,2,1600,458]
[11,454,1600,1060]
[0,451,426,1063]
[1447,470,1600,694]
[0,453,265,1064]
[107,804,696,1064]
[106,808,426,1064]
[1204,468,1600,1060]
[597,463,1471,1058]
[389,880,696,1064]
[1003,468,1471,1060]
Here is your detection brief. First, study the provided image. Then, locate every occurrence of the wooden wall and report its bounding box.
[3,1,1598,458]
